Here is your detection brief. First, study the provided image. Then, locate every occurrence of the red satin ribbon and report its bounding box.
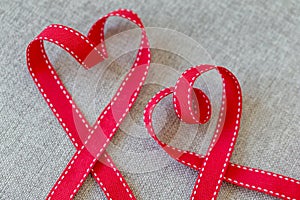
[144,65,300,200]
[26,9,150,199]
[26,8,300,200]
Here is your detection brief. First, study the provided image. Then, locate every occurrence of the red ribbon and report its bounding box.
[144,65,300,200]
[26,9,150,200]
[26,8,300,200]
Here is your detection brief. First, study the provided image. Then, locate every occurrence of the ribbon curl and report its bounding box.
[144,65,300,200]
[26,8,300,200]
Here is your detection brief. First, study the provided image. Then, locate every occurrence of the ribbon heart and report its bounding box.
[27,8,300,200]
[26,9,150,199]
[144,65,300,200]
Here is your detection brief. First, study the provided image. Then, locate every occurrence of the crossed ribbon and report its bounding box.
[26,9,150,199]
[26,9,300,200]
[144,65,300,200]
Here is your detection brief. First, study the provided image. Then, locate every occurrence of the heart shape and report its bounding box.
[26,9,300,200]
[144,65,300,199]
[26,9,150,200]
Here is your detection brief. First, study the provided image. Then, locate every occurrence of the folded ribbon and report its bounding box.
[26,9,150,199]
[26,8,300,200]
[144,65,300,200]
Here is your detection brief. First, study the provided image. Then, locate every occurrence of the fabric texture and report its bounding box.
[0,0,299,199]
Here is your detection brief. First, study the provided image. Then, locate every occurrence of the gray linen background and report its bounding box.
[0,0,299,199]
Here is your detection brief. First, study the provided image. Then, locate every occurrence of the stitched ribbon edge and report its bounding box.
[26,9,150,200]
[144,65,300,200]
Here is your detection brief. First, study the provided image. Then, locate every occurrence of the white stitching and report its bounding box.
[91,168,113,200]
[186,66,241,200]
[47,24,104,59]
[31,11,150,199]
[103,153,134,199]
[144,65,299,200]
[211,68,241,200]
[34,41,88,199]
[230,163,300,185]
[224,177,295,200]
[186,67,213,124]
[70,12,150,199]
[144,88,192,156]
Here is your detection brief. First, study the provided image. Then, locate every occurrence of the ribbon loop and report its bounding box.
[144,65,300,200]
[27,9,150,200]
[173,65,213,124]
[27,9,300,199]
